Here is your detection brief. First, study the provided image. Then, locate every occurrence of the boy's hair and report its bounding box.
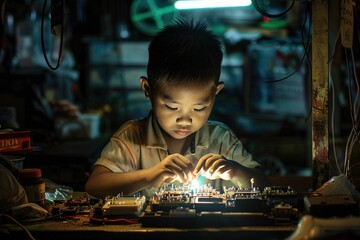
[147,18,223,90]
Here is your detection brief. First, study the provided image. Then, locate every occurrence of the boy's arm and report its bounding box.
[85,165,153,199]
[85,153,195,199]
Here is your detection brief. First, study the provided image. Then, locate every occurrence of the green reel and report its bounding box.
[130,0,179,36]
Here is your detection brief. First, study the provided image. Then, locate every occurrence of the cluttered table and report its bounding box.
[2,180,360,240]
[1,215,296,240]
[0,187,302,240]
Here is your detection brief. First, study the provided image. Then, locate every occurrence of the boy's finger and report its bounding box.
[194,154,213,174]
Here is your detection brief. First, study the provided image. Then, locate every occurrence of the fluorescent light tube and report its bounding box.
[174,0,252,9]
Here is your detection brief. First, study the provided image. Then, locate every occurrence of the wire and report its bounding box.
[40,0,64,70]
[0,214,37,240]
[300,1,312,122]
[264,1,311,84]
[301,2,312,68]
[329,27,342,175]
[344,49,360,176]
[50,214,139,224]
[90,216,139,224]
[350,48,360,126]
[262,0,312,122]
[252,0,295,18]
[347,162,360,181]
[265,16,311,84]
[264,51,305,84]
[343,3,360,176]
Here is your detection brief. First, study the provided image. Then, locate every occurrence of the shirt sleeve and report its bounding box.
[225,136,260,168]
[0,165,28,213]
[213,122,260,169]
[94,124,140,173]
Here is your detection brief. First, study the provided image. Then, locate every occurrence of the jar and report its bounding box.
[18,168,46,208]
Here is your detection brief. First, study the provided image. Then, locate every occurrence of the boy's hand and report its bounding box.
[152,153,195,187]
[194,153,237,180]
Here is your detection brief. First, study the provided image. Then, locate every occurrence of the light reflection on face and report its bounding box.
[150,81,222,140]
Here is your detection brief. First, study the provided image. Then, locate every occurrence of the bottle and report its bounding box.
[18,168,46,208]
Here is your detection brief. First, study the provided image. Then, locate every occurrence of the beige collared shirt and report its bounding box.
[94,112,259,197]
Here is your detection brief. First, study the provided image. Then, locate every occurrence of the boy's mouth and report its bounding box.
[174,129,191,136]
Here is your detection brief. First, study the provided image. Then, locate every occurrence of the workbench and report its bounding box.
[1,217,296,240]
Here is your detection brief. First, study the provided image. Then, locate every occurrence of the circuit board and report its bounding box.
[47,185,300,227]
[139,184,299,227]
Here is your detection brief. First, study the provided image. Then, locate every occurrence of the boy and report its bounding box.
[85,19,270,199]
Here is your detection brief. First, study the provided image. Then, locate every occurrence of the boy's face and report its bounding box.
[141,78,224,140]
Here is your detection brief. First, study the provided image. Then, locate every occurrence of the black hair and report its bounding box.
[147,18,223,90]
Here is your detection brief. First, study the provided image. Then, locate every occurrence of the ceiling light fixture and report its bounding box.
[174,0,252,10]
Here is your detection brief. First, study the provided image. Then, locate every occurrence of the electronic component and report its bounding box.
[303,194,359,217]
[102,195,146,218]
[48,193,95,219]
[270,202,299,225]
[193,184,226,212]
[224,187,265,212]
[194,195,226,212]
[151,190,193,212]
[263,186,298,208]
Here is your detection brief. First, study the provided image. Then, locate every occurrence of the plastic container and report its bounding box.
[18,168,46,208]
[8,155,25,170]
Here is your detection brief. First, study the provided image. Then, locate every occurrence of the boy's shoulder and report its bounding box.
[114,117,148,136]
[207,120,231,131]
[122,117,148,127]
[206,120,239,137]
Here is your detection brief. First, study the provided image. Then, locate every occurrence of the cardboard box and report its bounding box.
[0,130,32,153]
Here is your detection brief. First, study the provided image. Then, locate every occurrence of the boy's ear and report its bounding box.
[215,81,224,95]
[140,77,151,99]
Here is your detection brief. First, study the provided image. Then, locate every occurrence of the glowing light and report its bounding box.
[174,0,252,9]
[250,178,255,189]
[190,179,200,190]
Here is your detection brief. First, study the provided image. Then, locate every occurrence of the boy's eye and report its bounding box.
[165,105,177,111]
[194,107,206,112]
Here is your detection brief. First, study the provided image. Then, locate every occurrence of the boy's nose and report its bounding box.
[176,116,192,125]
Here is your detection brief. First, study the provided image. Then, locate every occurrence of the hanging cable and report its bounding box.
[265,2,311,84]
[329,27,342,175]
[40,0,64,70]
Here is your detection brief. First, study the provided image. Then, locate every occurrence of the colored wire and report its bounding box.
[90,216,139,224]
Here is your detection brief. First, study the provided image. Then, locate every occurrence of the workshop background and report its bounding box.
[0,0,359,192]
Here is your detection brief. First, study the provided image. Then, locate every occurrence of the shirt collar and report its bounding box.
[146,112,167,150]
[145,111,210,151]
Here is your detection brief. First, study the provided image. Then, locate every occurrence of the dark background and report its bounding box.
[1,0,359,191]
